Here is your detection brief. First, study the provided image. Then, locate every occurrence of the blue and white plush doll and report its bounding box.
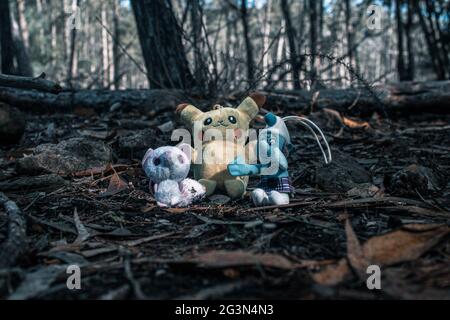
[228,113,332,206]
[142,145,206,208]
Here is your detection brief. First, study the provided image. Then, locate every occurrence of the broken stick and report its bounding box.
[0,192,28,268]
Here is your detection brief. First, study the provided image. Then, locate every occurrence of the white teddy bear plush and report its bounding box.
[142,145,205,208]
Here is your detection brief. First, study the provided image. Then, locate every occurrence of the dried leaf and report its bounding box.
[345,219,370,279]
[99,173,128,197]
[313,224,450,286]
[191,250,299,270]
[363,224,450,265]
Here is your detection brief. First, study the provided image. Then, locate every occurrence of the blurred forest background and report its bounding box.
[0,0,449,93]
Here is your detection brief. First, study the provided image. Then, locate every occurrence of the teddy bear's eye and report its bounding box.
[228,116,237,124]
[153,157,161,166]
[204,118,213,126]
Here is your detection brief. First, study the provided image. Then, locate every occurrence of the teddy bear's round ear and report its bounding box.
[142,148,154,168]
[176,103,189,114]
[249,92,266,108]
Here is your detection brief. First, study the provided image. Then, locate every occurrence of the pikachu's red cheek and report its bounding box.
[234,129,242,139]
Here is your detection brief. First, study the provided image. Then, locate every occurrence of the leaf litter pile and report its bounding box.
[0,98,449,300]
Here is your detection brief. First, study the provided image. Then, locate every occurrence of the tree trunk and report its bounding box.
[405,0,415,80]
[395,0,407,81]
[112,0,121,90]
[262,0,272,85]
[413,1,446,80]
[101,4,110,88]
[15,0,30,50]
[131,0,194,89]
[280,0,301,89]
[241,0,255,84]
[344,0,353,67]
[0,0,16,75]
[191,0,207,91]
[309,0,317,86]
[67,0,80,86]
[12,0,34,77]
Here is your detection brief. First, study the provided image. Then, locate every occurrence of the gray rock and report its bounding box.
[18,138,111,175]
[389,164,444,197]
[0,103,25,145]
[315,152,371,192]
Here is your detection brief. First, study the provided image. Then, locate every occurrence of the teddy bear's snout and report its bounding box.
[157,151,186,168]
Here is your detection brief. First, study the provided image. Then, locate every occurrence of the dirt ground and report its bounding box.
[0,98,449,300]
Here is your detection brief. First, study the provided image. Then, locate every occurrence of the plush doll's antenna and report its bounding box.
[282,116,332,164]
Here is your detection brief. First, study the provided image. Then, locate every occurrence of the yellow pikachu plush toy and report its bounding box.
[176,93,265,199]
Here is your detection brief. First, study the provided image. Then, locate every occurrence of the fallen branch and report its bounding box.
[0,73,62,93]
[1,81,449,115]
[0,193,28,268]
[0,87,189,113]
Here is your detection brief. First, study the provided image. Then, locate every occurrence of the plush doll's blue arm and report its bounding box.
[228,156,262,176]
[228,142,288,177]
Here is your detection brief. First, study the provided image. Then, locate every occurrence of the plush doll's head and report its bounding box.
[176,93,266,141]
[142,146,190,184]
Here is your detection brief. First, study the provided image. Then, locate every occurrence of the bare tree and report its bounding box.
[67,0,80,86]
[395,0,407,80]
[309,0,317,86]
[280,0,301,89]
[405,0,415,80]
[190,0,207,91]
[0,1,16,75]
[112,0,121,90]
[131,0,194,89]
[240,0,255,84]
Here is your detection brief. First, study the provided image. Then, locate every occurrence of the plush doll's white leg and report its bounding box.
[155,180,182,207]
[268,191,290,205]
[251,188,269,206]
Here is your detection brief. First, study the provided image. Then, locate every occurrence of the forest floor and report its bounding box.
[0,95,449,300]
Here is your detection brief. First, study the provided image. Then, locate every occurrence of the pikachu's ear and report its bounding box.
[176,103,203,126]
[237,92,265,121]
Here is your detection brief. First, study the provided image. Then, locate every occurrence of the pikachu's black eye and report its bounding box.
[204,118,213,126]
[228,116,237,124]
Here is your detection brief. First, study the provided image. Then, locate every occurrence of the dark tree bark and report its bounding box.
[12,37,33,76]
[67,0,80,86]
[309,0,317,86]
[280,0,301,89]
[13,0,33,76]
[414,1,446,80]
[0,0,16,75]
[425,0,449,78]
[395,0,408,81]
[344,0,354,67]
[241,0,255,84]
[405,0,415,80]
[319,0,324,39]
[191,0,207,91]
[112,0,121,90]
[2,82,450,115]
[131,0,194,89]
